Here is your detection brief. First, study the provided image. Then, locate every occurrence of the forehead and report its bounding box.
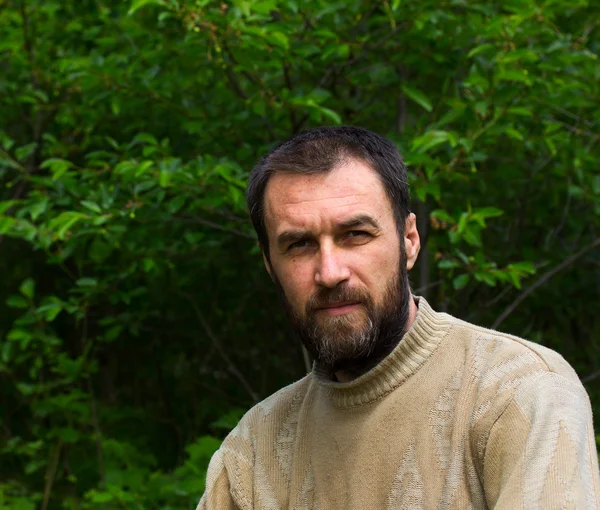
[263,159,393,234]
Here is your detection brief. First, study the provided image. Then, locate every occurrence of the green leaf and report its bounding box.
[495,69,532,86]
[159,170,171,188]
[2,342,12,363]
[402,84,433,112]
[167,195,186,214]
[0,216,16,234]
[505,127,524,141]
[507,106,533,117]
[128,0,168,15]
[37,301,63,321]
[29,198,48,221]
[453,274,470,290]
[81,200,102,214]
[316,106,342,125]
[15,143,37,162]
[462,226,482,247]
[40,158,73,180]
[467,43,495,58]
[475,207,503,218]
[6,295,29,308]
[430,209,455,224]
[76,278,98,287]
[134,133,159,145]
[52,212,88,239]
[473,271,496,286]
[19,278,35,299]
[412,130,453,154]
[438,259,460,269]
[270,32,289,50]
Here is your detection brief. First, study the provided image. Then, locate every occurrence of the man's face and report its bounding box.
[263,159,416,370]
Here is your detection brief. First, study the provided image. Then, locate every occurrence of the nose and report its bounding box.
[314,242,350,288]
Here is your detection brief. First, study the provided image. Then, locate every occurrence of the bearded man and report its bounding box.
[197,126,600,509]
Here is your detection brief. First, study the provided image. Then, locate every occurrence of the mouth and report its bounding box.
[315,302,362,316]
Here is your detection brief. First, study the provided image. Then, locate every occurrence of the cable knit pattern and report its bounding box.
[197,298,600,509]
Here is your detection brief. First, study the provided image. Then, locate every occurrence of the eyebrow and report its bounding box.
[276,214,381,249]
[337,214,381,231]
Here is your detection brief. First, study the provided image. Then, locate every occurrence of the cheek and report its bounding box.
[277,259,316,306]
[353,242,401,291]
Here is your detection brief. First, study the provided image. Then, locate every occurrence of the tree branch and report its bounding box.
[582,369,600,384]
[81,312,106,489]
[181,292,260,403]
[19,0,38,88]
[177,215,255,239]
[41,439,62,510]
[492,237,600,329]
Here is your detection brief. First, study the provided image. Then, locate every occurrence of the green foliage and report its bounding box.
[1,0,599,507]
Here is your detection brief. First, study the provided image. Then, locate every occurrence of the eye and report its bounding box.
[345,230,370,239]
[287,239,313,251]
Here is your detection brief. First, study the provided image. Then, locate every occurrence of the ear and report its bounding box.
[404,213,420,271]
[262,245,274,280]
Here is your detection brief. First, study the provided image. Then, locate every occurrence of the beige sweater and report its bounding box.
[198,298,600,509]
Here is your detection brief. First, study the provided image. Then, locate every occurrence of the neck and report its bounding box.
[334,295,419,383]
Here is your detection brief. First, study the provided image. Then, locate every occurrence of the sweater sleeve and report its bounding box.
[196,449,240,510]
[482,371,600,509]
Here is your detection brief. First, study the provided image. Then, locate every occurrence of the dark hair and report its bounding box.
[246,126,410,261]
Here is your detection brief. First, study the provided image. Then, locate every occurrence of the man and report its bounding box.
[198,126,600,509]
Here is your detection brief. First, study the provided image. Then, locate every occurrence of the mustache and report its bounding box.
[306,285,372,313]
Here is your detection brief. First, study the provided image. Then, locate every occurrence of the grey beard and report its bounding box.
[302,312,380,366]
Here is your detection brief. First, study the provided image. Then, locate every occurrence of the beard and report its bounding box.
[274,253,412,377]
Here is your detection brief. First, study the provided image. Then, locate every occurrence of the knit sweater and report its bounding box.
[197,298,600,509]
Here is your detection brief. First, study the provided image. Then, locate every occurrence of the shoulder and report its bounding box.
[443,315,593,462]
[446,314,580,384]
[225,373,313,444]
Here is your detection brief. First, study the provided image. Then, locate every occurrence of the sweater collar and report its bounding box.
[312,297,452,409]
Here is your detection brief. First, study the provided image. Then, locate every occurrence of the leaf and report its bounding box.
[508,261,536,275]
[52,212,88,239]
[453,274,470,290]
[2,342,12,363]
[462,226,482,247]
[430,209,455,224]
[128,0,168,15]
[0,216,16,234]
[19,278,35,299]
[167,195,186,214]
[81,200,102,214]
[0,154,22,170]
[438,259,460,269]
[412,130,453,154]
[40,158,73,180]
[473,271,496,286]
[0,200,20,215]
[467,43,495,58]
[133,133,158,145]
[507,106,533,117]
[475,207,503,218]
[6,295,29,308]
[270,32,289,50]
[495,69,532,86]
[316,106,342,125]
[159,170,171,188]
[402,84,432,112]
[505,127,524,141]
[37,301,63,321]
[76,277,98,287]
[15,143,37,162]
[29,198,48,221]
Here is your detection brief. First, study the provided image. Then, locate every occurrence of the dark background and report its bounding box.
[1,0,599,508]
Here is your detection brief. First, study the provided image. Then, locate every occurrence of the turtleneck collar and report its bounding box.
[312,297,453,409]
